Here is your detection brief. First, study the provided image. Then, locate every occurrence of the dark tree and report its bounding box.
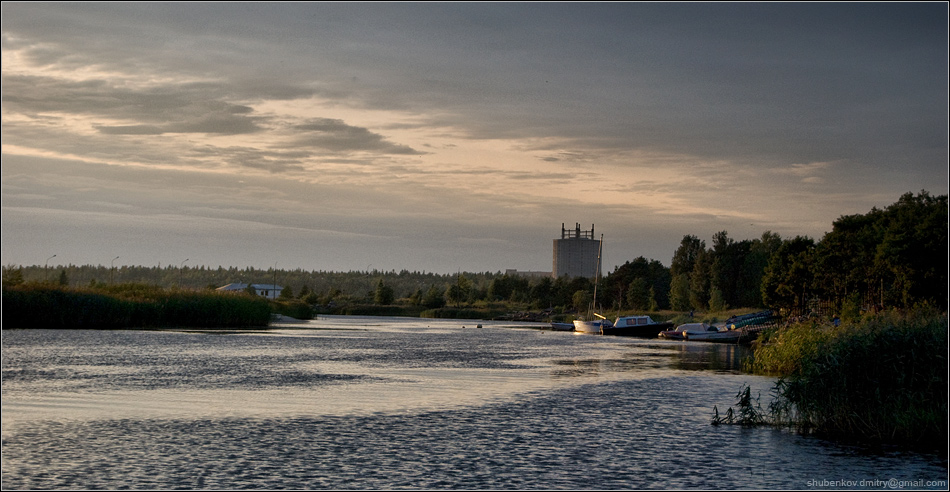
[670,235,705,277]
[374,279,395,305]
[761,236,816,312]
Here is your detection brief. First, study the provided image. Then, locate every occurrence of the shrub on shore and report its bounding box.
[748,309,947,448]
[2,284,271,329]
[269,298,316,320]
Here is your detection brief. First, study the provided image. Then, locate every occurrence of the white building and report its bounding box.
[216,282,284,299]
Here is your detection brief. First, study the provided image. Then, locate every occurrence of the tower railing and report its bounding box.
[561,222,595,240]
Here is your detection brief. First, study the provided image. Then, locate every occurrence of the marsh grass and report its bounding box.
[740,309,947,448]
[2,283,272,329]
[711,385,769,426]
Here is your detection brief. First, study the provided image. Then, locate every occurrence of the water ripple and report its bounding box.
[2,323,946,489]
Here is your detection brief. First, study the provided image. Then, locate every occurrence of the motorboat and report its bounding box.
[691,329,743,343]
[691,325,768,344]
[601,315,674,337]
[659,322,718,340]
[684,324,733,341]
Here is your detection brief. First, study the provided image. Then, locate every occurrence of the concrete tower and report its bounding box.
[552,223,601,279]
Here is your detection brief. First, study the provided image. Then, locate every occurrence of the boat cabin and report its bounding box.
[614,316,658,327]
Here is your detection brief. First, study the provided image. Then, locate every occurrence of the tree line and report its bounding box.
[4,191,946,316]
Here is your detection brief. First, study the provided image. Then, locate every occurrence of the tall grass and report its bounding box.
[2,284,271,329]
[748,309,947,448]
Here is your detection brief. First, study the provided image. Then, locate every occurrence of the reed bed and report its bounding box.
[748,309,947,448]
[2,284,272,329]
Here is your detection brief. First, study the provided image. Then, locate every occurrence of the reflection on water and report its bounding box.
[654,341,754,372]
[2,316,946,490]
[549,339,752,378]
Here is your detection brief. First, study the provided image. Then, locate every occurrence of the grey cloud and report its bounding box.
[6,3,943,174]
[1,2,945,276]
[3,74,266,135]
[3,68,420,155]
[191,146,310,174]
[292,118,424,155]
[95,125,166,135]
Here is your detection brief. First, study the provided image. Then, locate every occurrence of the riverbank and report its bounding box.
[2,284,271,329]
[1,282,764,329]
[744,309,947,451]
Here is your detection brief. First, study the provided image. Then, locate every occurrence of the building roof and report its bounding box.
[216,283,283,291]
[216,283,249,291]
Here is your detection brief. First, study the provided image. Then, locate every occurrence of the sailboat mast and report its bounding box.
[591,234,603,314]
[593,234,604,333]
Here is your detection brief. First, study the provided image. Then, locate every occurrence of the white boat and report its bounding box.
[690,329,742,343]
[574,233,608,335]
[686,310,779,343]
[573,314,612,334]
[683,323,731,341]
[659,322,718,340]
[690,325,768,344]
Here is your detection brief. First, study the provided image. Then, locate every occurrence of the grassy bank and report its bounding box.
[746,309,947,449]
[2,284,272,329]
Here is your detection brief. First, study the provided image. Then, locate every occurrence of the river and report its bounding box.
[2,316,946,489]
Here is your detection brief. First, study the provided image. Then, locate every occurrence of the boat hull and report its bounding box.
[602,322,674,337]
[687,326,766,344]
[573,320,608,334]
[550,322,575,331]
[658,330,687,340]
[686,330,737,342]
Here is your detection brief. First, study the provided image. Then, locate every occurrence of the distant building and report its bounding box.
[552,223,601,279]
[216,282,284,299]
[505,269,553,279]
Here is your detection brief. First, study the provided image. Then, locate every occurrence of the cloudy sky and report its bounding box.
[2,3,947,275]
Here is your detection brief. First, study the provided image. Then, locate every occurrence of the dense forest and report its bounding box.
[3,191,946,317]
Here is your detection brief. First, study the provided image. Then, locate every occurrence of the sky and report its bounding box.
[2,2,947,275]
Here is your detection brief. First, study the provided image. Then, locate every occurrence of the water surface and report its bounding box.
[2,316,946,489]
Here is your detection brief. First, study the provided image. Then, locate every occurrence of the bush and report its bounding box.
[749,309,947,448]
[270,299,314,319]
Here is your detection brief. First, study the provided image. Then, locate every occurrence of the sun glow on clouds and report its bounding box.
[772,161,837,185]
[247,95,621,211]
[2,3,945,271]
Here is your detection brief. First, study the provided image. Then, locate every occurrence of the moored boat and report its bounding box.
[602,315,674,337]
[684,324,733,341]
[573,315,612,334]
[575,233,608,335]
[550,322,575,331]
[723,309,779,329]
[691,329,743,343]
[659,322,718,340]
[696,325,769,344]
